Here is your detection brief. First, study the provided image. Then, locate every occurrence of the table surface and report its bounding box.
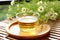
[0,20,60,40]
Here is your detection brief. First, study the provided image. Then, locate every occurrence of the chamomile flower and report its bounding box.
[54,13,58,16]
[17,4,20,8]
[52,2,55,5]
[45,13,50,17]
[6,14,9,17]
[38,6,44,12]
[8,6,11,11]
[50,15,57,20]
[33,12,40,17]
[29,10,33,14]
[44,2,47,6]
[50,12,58,20]
[17,4,20,10]
[6,14,12,18]
[37,1,43,5]
[45,11,53,17]
[21,7,29,12]
[6,14,12,20]
[44,2,47,8]
[11,0,15,6]
[45,8,58,20]
[46,10,58,20]
[29,10,33,13]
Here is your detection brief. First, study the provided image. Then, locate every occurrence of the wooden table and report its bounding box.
[0,20,60,40]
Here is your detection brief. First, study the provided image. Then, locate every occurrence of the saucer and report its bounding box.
[6,22,51,39]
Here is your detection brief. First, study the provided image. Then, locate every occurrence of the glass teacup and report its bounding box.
[16,12,39,32]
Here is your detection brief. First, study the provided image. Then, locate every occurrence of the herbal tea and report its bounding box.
[18,16,38,32]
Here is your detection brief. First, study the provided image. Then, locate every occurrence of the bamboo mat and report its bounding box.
[0,20,60,40]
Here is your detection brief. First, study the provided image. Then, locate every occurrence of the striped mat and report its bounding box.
[0,21,60,40]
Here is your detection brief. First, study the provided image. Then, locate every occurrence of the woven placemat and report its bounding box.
[0,20,60,40]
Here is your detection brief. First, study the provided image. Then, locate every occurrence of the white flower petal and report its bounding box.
[11,0,15,6]
[44,2,47,5]
[55,13,58,15]
[45,13,50,17]
[17,4,20,8]
[37,1,43,5]
[50,15,57,20]
[38,6,44,12]
[8,6,12,11]
[21,7,27,12]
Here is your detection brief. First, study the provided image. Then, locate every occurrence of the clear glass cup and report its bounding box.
[16,12,39,32]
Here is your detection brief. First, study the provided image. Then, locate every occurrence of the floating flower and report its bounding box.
[11,0,15,6]
[38,6,44,12]
[37,1,43,5]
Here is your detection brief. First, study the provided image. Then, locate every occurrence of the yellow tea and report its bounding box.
[18,16,38,32]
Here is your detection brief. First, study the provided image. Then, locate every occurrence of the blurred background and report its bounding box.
[0,0,60,21]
